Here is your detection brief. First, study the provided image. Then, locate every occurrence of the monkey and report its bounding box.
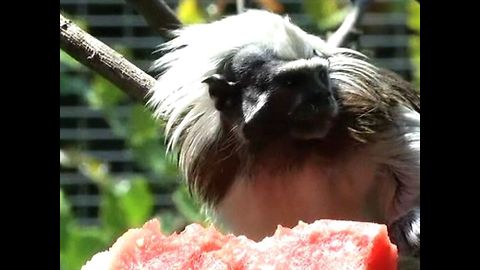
[148,10,420,261]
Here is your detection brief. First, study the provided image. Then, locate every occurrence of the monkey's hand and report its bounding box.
[388,207,420,258]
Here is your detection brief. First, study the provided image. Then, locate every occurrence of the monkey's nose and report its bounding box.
[309,90,332,104]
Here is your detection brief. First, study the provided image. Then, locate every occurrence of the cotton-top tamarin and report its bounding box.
[148,10,420,258]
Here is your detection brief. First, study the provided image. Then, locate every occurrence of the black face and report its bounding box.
[204,45,338,143]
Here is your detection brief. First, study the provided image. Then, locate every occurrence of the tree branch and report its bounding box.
[327,0,371,48]
[124,0,182,37]
[60,13,156,103]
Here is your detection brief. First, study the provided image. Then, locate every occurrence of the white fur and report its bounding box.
[374,105,420,223]
[244,92,269,123]
[148,10,380,179]
[277,57,329,73]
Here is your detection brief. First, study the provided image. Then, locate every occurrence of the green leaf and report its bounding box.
[407,0,420,30]
[99,177,155,236]
[85,74,130,139]
[60,73,91,96]
[407,0,420,87]
[172,185,206,223]
[102,109,129,137]
[61,148,112,186]
[60,50,83,69]
[60,49,91,96]
[127,105,161,146]
[177,0,207,25]
[304,0,339,18]
[60,189,72,215]
[60,226,108,270]
[156,210,188,234]
[99,186,128,237]
[60,189,73,252]
[115,177,154,227]
[111,45,133,59]
[303,0,346,31]
[79,157,111,187]
[125,105,178,181]
[64,15,89,31]
[319,8,350,32]
[86,74,127,109]
[129,139,178,181]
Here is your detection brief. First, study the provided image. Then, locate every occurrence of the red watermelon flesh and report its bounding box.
[82,219,398,270]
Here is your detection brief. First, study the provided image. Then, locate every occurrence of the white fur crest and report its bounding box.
[148,10,380,176]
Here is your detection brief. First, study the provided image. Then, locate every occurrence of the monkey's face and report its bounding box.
[204,45,339,143]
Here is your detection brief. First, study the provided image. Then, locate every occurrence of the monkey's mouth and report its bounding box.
[289,116,335,140]
[288,100,338,140]
[240,97,338,143]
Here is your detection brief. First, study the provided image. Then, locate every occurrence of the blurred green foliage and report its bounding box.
[303,0,349,32]
[304,0,420,88]
[177,0,207,24]
[407,0,420,88]
[60,3,420,269]
[60,27,207,270]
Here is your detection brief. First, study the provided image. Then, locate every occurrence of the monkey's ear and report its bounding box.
[203,74,239,112]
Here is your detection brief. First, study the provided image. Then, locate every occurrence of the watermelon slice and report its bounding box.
[82,219,398,270]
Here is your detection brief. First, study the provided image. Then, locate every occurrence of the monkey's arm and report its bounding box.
[384,105,420,258]
[370,70,420,257]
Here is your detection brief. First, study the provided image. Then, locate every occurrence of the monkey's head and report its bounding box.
[148,10,415,204]
[204,44,338,143]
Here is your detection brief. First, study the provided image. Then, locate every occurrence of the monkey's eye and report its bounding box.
[279,74,299,87]
[285,79,295,86]
[317,69,329,86]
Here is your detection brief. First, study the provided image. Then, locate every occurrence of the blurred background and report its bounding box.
[59,0,419,269]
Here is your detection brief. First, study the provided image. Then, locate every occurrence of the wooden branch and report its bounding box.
[124,0,182,37]
[60,0,383,106]
[327,0,371,48]
[60,13,156,103]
